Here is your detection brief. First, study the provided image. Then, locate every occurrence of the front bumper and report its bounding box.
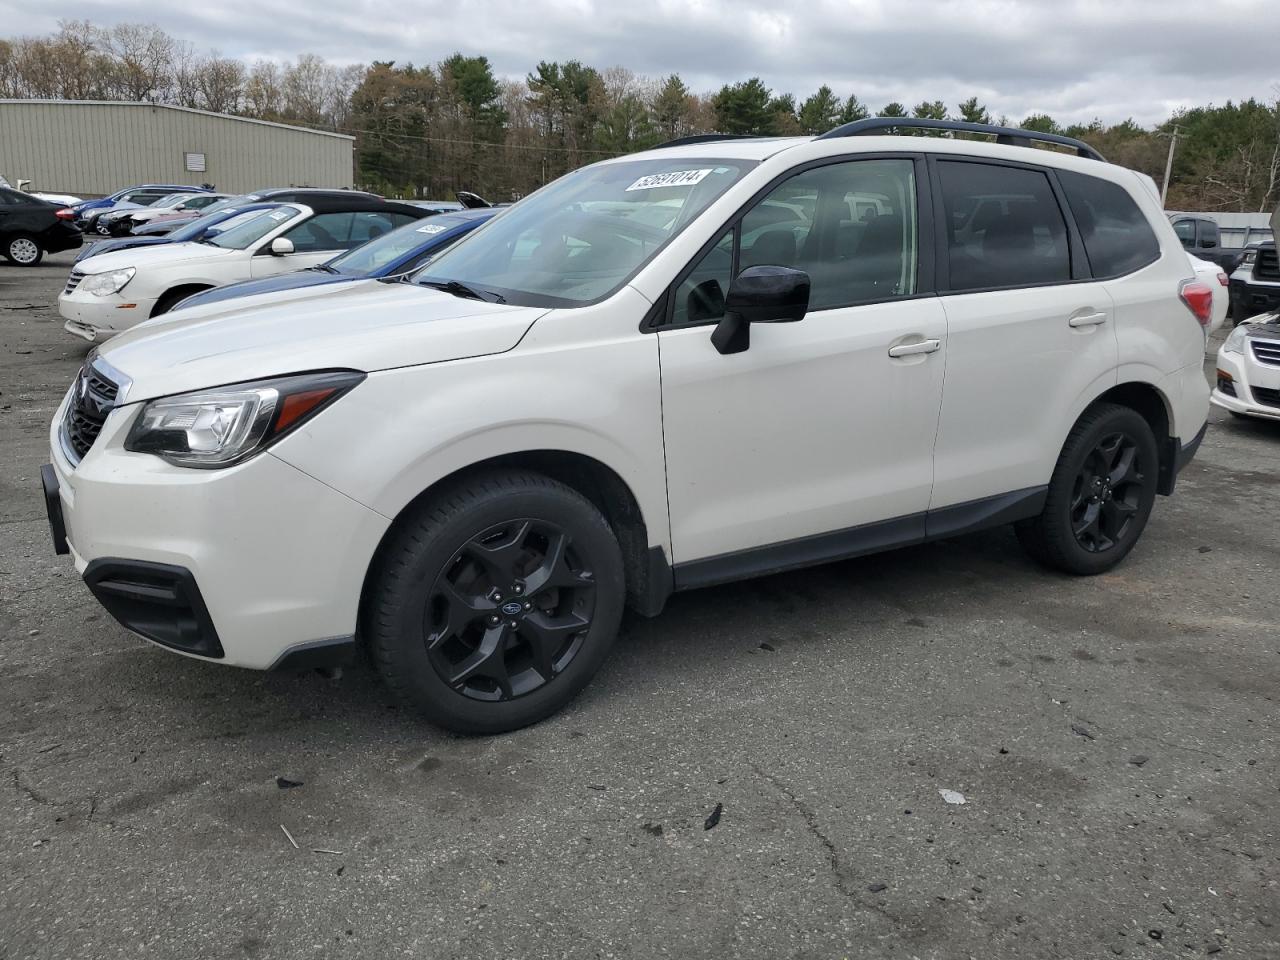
[45,391,390,670]
[58,288,158,341]
[1229,278,1280,320]
[1212,344,1280,420]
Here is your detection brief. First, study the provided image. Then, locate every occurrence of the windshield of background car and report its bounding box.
[414,158,757,307]
[204,207,299,249]
[199,195,256,216]
[328,216,465,275]
[149,193,192,208]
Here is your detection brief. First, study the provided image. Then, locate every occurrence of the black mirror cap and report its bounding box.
[726,265,810,324]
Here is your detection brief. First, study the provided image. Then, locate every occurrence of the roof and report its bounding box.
[294,194,425,216]
[0,99,354,142]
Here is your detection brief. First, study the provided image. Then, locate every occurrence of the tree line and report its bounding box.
[2,20,1277,212]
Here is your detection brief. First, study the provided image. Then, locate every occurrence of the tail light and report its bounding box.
[1216,271,1228,287]
[1179,279,1214,329]
[55,208,75,220]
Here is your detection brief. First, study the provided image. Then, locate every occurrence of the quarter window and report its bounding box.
[1057,170,1161,278]
[670,158,919,323]
[938,161,1070,291]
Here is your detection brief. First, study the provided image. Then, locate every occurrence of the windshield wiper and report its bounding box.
[307,264,339,274]
[419,279,505,303]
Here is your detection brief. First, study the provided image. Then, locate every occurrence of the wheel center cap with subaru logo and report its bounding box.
[501,601,523,617]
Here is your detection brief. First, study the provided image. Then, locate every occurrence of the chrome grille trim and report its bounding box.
[58,356,129,467]
[1250,339,1280,367]
[64,270,84,295]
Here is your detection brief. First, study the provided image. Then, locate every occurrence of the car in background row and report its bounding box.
[95,192,207,235]
[106,193,230,235]
[1228,241,1280,322]
[1212,312,1280,421]
[73,204,287,264]
[176,208,498,311]
[72,184,213,225]
[0,187,81,265]
[1170,214,1245,275]
[1187,253,1228,334]
[132,188,382,236]
[59,196,426,339]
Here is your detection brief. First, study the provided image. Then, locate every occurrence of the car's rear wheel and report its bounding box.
[1016,403,1159,575]
[366,470,625,734]
[4,234,43,266]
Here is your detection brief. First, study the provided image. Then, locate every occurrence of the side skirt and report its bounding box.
[671,486,1048,592]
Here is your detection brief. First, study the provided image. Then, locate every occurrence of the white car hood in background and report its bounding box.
[76,242,238,274]
[96,279,546,402]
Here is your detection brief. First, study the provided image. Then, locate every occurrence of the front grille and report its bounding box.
[1256,247,1280,282]
[60,364,120,464]
[64,271,84,294]
[1251,339,1280,367]
[1250,385,1280,408]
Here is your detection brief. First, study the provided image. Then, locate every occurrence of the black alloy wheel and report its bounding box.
[1068,431,1144,553]
[367,470,625,734]
[425,518,597,702]
[1016,402,1159,575]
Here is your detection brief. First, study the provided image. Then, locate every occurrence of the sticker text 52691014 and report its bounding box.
[625,169,713,192]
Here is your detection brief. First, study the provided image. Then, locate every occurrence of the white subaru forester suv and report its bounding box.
[42,120,1212,733]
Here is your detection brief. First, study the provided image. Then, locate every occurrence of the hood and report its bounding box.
[73,236,168,263]
[1243,316,1280,339]
[76,241,236,274]
[96,279,546,402]
[174,270,348,310]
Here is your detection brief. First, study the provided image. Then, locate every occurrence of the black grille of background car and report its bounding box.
[1256,247,1280,282]
[61,365,119,463]
[64,271,84,294]
[1250,385,1280,408]
[1251,340,1280,367]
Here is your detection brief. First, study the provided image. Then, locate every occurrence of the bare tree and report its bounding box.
[101,22,175,101]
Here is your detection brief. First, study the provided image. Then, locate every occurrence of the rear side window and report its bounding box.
[937,161,1070,291]
[1059,171,1161,278]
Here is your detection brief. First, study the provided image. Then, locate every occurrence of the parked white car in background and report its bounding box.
[1211,313,1280,421]
[43,120,1211,733]
[58,199,423,340]
[1188,253,1228,334]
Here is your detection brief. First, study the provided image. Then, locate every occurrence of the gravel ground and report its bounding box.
[1,249,1277,959]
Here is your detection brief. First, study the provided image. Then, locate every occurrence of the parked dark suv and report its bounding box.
[0,188,83,265]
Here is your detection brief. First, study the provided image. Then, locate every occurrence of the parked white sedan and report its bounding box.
[59,200,423,341]
[1212,313,1280,421]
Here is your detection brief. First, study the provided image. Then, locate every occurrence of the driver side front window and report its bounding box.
[669,158,919,325]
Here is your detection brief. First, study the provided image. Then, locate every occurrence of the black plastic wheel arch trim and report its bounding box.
[1157,422,1206,496]
[83,558,223,658]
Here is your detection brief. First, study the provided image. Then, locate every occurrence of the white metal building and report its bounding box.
[0,100,354,196]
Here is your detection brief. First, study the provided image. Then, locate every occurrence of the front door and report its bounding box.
[656,156,947,579]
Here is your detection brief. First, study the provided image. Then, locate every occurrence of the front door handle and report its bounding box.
[1069,311,1108,328]
[888,338,941,358]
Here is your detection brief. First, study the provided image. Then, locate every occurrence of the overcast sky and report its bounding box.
[5,0,1278,126]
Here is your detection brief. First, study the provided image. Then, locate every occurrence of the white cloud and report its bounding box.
[3,0,1277,126]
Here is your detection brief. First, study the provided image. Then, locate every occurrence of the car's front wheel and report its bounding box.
[4,234,43,266]
[1016,403,1159,575]
[366,470,625,734]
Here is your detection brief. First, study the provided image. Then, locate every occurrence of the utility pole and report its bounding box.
[1161,125,1180,208]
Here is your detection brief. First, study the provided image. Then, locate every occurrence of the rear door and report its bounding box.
[927,158,1117,517]
[657,155,949,574]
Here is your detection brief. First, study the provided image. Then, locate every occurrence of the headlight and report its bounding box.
[1222,324,1248,356]
[81,268,135,297]
[124,370,365,468]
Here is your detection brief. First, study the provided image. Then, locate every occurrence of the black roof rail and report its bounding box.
[654,133,759,149]
[815,117,1106,161]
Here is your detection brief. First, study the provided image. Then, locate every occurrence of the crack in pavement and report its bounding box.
[748,760,856,897]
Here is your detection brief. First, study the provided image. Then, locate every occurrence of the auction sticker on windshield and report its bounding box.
[417,224,448,234]
[625,169,713,191]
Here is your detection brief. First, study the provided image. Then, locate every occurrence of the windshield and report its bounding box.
[414,158,757,307]
[328,215,467,275]
[146,193,191,208]
[203,207,298,249]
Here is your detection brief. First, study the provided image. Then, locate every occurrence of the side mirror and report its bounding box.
[269,237,295,256]
[711,265,810,355]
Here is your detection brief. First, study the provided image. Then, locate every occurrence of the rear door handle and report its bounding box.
[1069,311,1108,328]
[888,338,941,358]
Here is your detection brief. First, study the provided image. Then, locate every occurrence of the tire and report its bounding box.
[366,470,625,734]
[4,234,43,266]
[1016,403,1159,575]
